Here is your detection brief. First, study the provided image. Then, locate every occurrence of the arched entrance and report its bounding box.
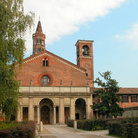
[40,98,53,124]
[41,106,50,124]
[75,98,86,120]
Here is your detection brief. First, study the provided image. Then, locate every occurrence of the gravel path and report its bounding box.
[38,125,114,138]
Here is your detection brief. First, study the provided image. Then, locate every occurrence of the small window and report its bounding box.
[122,95,129,103]
[86,73,88,76]
[46,60,48,66]
[43,58,49,66]
[38,48,41,52]
[34,40,36,45]
[77,47,79,58]
[42,40,44,45]
[37,39,41,44]
[131,95,137,103]
[33,48,36,53]
[41,76,50,85]
[93,95,95,98]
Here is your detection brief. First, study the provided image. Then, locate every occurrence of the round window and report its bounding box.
[41,76,50,85]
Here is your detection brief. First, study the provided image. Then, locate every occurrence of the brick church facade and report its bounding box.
[15,21,138,124]
[15,21,94,124]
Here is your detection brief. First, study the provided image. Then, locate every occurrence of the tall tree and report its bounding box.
[91,71,124,118]
[0,0,34,120]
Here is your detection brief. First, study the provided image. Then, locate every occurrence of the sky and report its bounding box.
[23,0,138,88]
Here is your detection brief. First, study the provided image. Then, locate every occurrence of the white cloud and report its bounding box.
[23,0,126,55]
[115,23,138,49]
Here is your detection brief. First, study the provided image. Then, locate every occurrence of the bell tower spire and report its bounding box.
[32,20,46,55]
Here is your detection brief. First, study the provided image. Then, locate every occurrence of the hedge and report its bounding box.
[109,123,138,138]
[66,120,74,127]
[67,119,109,130]
[67,117,138,133]
[0,121,35,138]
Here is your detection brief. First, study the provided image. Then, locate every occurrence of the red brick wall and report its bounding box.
[16,54,90,87]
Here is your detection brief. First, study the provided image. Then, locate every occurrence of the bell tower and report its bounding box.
[75,40,94,86]
[32,21,46,55]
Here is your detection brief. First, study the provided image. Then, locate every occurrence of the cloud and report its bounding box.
[23,0,126,55]
[115,23,138,49]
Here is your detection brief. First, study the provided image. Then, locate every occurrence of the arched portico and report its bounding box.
[33,98,58,125]
[75,98,86,120]
[39,98,54,124]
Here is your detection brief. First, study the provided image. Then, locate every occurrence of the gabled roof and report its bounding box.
[16,50,86,73]
[90,87,138,94]
[117,88,138,94]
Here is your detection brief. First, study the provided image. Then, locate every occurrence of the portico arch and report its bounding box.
[39,98,54,124]
[75,98,86,120]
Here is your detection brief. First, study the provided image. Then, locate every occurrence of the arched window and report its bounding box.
[42,40,45,45]
[82,45,89,56]
[77,47,79,58]
[37,39,41,44]
[41,76,50,85]
[43,58,49,66]
[38,48,41,52]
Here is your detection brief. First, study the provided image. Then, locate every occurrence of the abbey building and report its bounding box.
[15,21,138,124]
[15,21,94,124]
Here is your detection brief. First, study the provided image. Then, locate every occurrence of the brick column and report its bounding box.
[28,96,34,121]
[70,98,75,120]
[37,106,40,125]
[53,106,56,124]
[17,105,22,121]
[59,98,64,124]
[86,96,93,119]
[16,97,23,121]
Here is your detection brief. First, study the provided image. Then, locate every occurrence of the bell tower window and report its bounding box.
[37,39,41,44]
[77,47,79,58]
[38,48,41,52]
[42,40,44,45]
[43,58,49,66]
[82,45,89,56]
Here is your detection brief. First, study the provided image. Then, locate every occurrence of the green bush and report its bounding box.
[77,120,85,129]
[0,121,35,138]
[93,119,109,130]
[108,122,138,138]
[77,119,108,130]
[83,120,93,130]
[108,122,123,136]
[66,120,74,127]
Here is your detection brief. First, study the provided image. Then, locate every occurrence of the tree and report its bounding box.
[91,71,124,118]
[0,0,34,120]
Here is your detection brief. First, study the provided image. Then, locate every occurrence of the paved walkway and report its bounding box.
[36,125,115,138]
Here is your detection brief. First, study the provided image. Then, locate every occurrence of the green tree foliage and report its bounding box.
[0,0,34,120]
[91,71,124,118]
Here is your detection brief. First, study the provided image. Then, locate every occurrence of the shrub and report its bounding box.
[108,122,123,136]
[83,120,93,130]
[93,119,109,130]
[77,120,84,129]
[66,120,74,127]
[77,119,108,130]
[108,122,138,138]
[0,121,35,138]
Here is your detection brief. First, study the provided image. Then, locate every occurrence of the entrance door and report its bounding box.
[41,106,50,124]
[65,107,70,124]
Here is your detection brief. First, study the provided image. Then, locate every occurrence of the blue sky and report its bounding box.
[24,0,138,87]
